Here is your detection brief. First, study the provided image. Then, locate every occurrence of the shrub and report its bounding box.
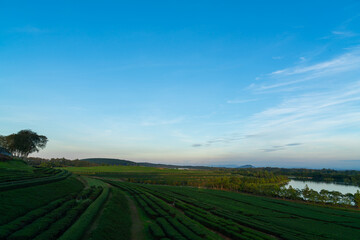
[58,187,109,240]
[0,196,69,239]
[149,223,166,239]
[8,200,76,240]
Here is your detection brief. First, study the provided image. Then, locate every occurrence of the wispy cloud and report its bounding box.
[286,143,302,146]
[231,46,360,159]
[250,48,360,91]
[243,79,360,157]
[251,81,360,129]
[192,144,202,147]
[331,31,357,37]
[190,133,245,148]
[320,31,358,39]
[260,143,302,153]
[271,51,360,76]
[260,148,284,152]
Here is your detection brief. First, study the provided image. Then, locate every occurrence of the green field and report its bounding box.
[1,160,359,239]
[106,180,360,240]
[62,165,174,173]
[0,159,33,171]
[88,187,132,240]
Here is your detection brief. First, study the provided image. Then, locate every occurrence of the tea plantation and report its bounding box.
[106,180,360,240]
[1,160,359,239]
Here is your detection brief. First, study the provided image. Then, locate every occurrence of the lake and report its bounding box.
[286,179,360,195]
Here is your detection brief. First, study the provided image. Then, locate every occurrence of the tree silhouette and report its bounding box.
[5,130,48,158]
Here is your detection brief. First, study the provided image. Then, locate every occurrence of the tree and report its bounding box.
[0,135,6,148]
[354,190,360,208]
[329,191,342,205]
[302,184,311,200]
[319,189,330,203]
[5,130,48,158]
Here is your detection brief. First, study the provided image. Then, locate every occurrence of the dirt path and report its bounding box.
[125,194,145,240]
[76,175,89,189]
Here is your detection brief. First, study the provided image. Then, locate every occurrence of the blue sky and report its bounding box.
[1,1,360,168]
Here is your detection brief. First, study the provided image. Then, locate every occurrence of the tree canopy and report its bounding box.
[1,130,48,158]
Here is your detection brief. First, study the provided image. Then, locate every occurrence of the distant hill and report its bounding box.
[210,164,255,168]
[137,162,215,170]
[237,165,255,168]
[80,158,216,170]
[80,158,138,166]
[27,157,254,170]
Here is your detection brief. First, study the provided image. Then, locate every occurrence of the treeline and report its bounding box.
[273,185,360,207]
[25,158,99,168]
[231,167,360,186]
[125,169,360,208]
[131,176,360,207]
[128,173,289,192]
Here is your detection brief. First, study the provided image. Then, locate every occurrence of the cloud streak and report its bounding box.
[260,143,302,152]
[250,48,360,91]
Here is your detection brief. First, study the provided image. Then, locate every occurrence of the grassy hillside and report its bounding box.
[0,174,115,240]
[0,176,83,225]
[0,159,33,172]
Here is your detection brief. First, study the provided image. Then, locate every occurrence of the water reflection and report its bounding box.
[286,180,360,195]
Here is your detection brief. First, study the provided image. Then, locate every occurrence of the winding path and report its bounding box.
[125,195,145,240]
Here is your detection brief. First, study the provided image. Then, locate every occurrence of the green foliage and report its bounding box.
[0,177,83,225]
[75,166,360,207]
[0,136,7,148]
[1,165,359,240]
[26,157,100,167]
[108,181,226,240]
[4,130,48,158]
[0,169,71,191]
[0,196,70,240]
[58,186,110,240]
[0,166,61,184]
[156,217,186,240]
[33,199,92,240]
[355,190,360,208]
[0,181,110,240]
[7,200,77,240]
[110,181,360,240]
[246,167,360,186]
[82,176,108,187]
[149,222,166,239]
[0,159,31,171]
[88,188,132,240]
[63,165,169,174]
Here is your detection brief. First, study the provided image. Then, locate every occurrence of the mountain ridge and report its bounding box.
[80,158,254,169]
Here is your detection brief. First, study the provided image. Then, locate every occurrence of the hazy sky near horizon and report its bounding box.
[1,1,360,168]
